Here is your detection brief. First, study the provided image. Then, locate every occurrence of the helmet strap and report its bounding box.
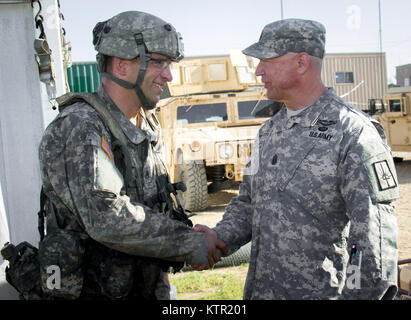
[99,33,157,110]
[134,33,156,110]
[100,71,134,89]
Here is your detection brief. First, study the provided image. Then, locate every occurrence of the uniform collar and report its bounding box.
[97,85,147,145]
[272,87,336,132]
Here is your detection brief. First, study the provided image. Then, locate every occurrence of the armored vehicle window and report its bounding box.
[237,66,256,83]
[389,99,401,112]
[170,68,181,85]
[238,100,283,119]
[183,65,202,84]
[208,63,227,81]
[177,103,228,125]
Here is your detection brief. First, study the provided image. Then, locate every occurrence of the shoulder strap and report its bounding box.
[56,92,129,147]
[56,92,144,201]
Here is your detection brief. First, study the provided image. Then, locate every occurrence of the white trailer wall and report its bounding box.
[0,0,64,299]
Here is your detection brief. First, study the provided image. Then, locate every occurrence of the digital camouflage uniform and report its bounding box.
[38,11,207,300]
[213,19,399,300]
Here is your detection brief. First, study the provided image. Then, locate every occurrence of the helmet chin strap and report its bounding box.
[133,33,156,110]
[100,33,157,110]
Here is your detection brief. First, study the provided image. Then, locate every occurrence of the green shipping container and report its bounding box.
[67,62,102,93]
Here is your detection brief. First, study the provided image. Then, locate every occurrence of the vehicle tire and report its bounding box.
[177,160,208,212]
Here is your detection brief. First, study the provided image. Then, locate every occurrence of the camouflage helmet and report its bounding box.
[92,11,184,110]
[243,18,326,60]
[93,11,184,62]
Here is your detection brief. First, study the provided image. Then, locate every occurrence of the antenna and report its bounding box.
[378,0,386,96]
[280,0,284,20]
[378,0,383,54]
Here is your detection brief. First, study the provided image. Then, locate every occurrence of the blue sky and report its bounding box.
[58,0,411,83]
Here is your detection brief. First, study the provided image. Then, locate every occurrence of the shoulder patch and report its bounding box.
[101,136,114,163]
[373,160,397,191]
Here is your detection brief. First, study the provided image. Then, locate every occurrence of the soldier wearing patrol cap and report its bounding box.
[37,11,223,300]
[194,18,400,299]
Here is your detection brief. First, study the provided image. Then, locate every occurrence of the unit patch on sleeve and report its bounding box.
[373,160,397,191]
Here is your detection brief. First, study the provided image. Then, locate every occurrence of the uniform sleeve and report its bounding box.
[64,120,207,265]
[213,175,253,255]
[339,126,400,299]
[213,135,258,254]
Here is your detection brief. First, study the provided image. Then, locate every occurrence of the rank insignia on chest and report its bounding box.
[101,136,114,163]
[373,160,397,191]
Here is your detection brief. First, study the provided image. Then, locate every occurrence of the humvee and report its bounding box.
[155,54,282,211]
[368,87,411,156]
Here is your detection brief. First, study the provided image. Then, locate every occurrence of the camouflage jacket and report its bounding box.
[214,88,399,300]
[38,86,206,274]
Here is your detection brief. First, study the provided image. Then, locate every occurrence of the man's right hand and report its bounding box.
[191,224,228,270]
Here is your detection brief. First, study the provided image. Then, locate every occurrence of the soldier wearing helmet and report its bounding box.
[38,11,224,300]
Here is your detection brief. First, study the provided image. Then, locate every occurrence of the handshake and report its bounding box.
[191,224,228,271]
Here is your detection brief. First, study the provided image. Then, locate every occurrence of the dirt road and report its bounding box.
[191,159,411,261]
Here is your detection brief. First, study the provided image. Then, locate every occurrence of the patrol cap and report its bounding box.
[243,18,326,60]
[93,11,184,62]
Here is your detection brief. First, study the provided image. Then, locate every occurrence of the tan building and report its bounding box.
[396,63,411,87]
[321,53,387,111]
